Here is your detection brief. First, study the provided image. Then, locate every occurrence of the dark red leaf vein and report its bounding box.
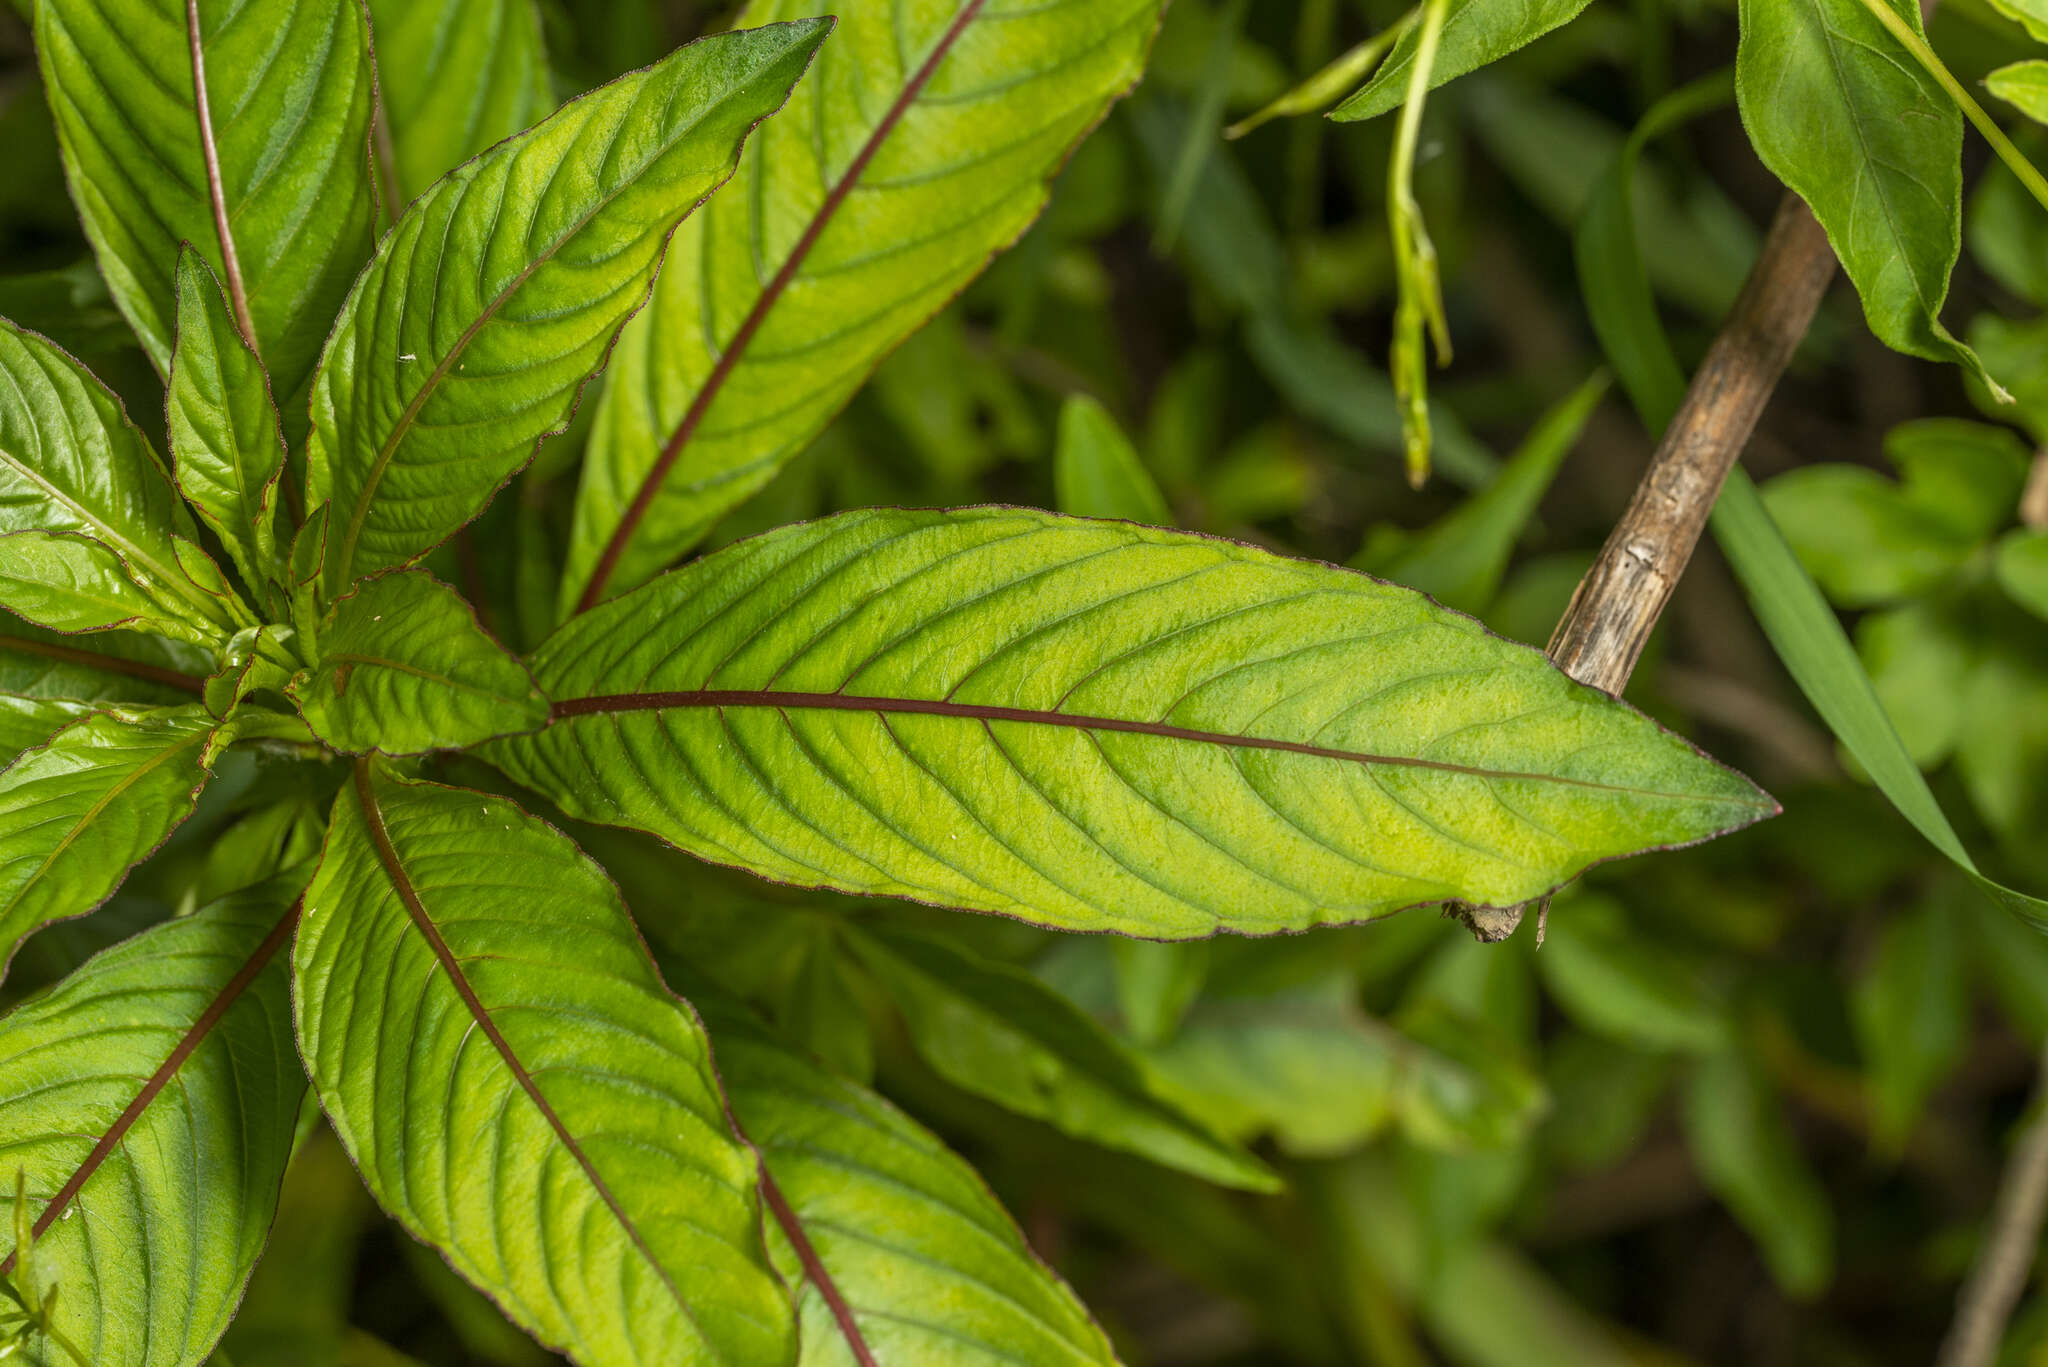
[0,637,206,695]
[548,690,1775,808]
[574,0,993,612]
[347,761,711,1338]
[0,901,298,1280]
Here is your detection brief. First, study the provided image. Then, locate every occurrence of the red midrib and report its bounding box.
[186,0,259,352]
[0,636,206,694]
[549,689,1773,807]
[348,762,714,1344]
[574,0,993,613]
[0,903,299,1280]
[758,1164,879,1366]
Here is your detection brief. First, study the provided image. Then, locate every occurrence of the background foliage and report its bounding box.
[2,0,2047,1364]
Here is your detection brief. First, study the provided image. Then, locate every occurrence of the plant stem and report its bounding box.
[1387,0,1451,490]
[1935,1039,2048,1367]
[1453,192,1838,944]
[1852,0,2048,218]
[1545,195,1836,698]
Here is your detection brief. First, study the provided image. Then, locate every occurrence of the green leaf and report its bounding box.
[1852,893,1967,1153]
[288,570,545,755]
[496,507,1773,940]
[1112,938,1209,1047]
[167,251,286,609]
[1681,1049,1834,1298]
[1734,0,1996,391]
[294,764,795,1367]
[1989,0,2048,40]
[1055,394,1173,525]
[0,322,238,643]
[0,621,208,707]
[1242,313,1498,491]
[710,1011,1119,1366]
[1329,0,1594,122]
[1761,469,1980,609]
[1146,976,1400,1156]
[1714,473,2048,930]
[307,19,830,596]
[0,697,96,766]
[1990,61,2048,124]
[845,925,1278,1191]
[0,878,303,1367]
[560,0,1170,611]
[35,0,377,407]
[1535,893,1729,1054]
[0,706,215,983]
[1858,597,1969,766]
[1392,997,1546,1151]
[1574,69,1734,433]
[1998,529,2048,622]
[366,0,555,205]
[1362,369,1609,614]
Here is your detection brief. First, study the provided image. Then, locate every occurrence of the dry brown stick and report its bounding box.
[1451,192,1839,943]
[1937,1040,2048,1367]
[1545,194,1838,694]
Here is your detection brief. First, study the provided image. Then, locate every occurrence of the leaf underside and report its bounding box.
[496,507,1774,940]
[36,0,377,405]
[0,879,303,1367]
[294,764,795,1366]
[306,19,830,596]
[560,0,1168,611]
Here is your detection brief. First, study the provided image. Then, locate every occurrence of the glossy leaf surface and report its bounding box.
[499,507,1774,940]
[711,1012,1118,1367]
[0,321,233,643]
[561,0,1168,610]
[295,765,794,1366]
[367,0,555,205]
[307,20,830,595]
[167,251,286,606]
[35,0,376,404]
[0,880,303,1367]
[289,570,545,754]
[1331,0,1594,122]
[847,926,1277,1190]
[1735,0,1992,388]
[0,706,215,981]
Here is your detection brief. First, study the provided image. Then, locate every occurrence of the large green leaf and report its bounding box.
[294,764,795,1366]
[0,877,304,1367]
[288,570,546,755]
[0,321,239,644]
[1330,0,1594,122]
[167,251,287,610]
[708,1010,1118,1366]
[1734,0,1993,389]
[35,0,376,406]
[0,706,215,981]
[306,20,830,597]
[366,0,555,206]
[560,0,1169,612]
[496,507,1773,940]
[846,925,1277,1190]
